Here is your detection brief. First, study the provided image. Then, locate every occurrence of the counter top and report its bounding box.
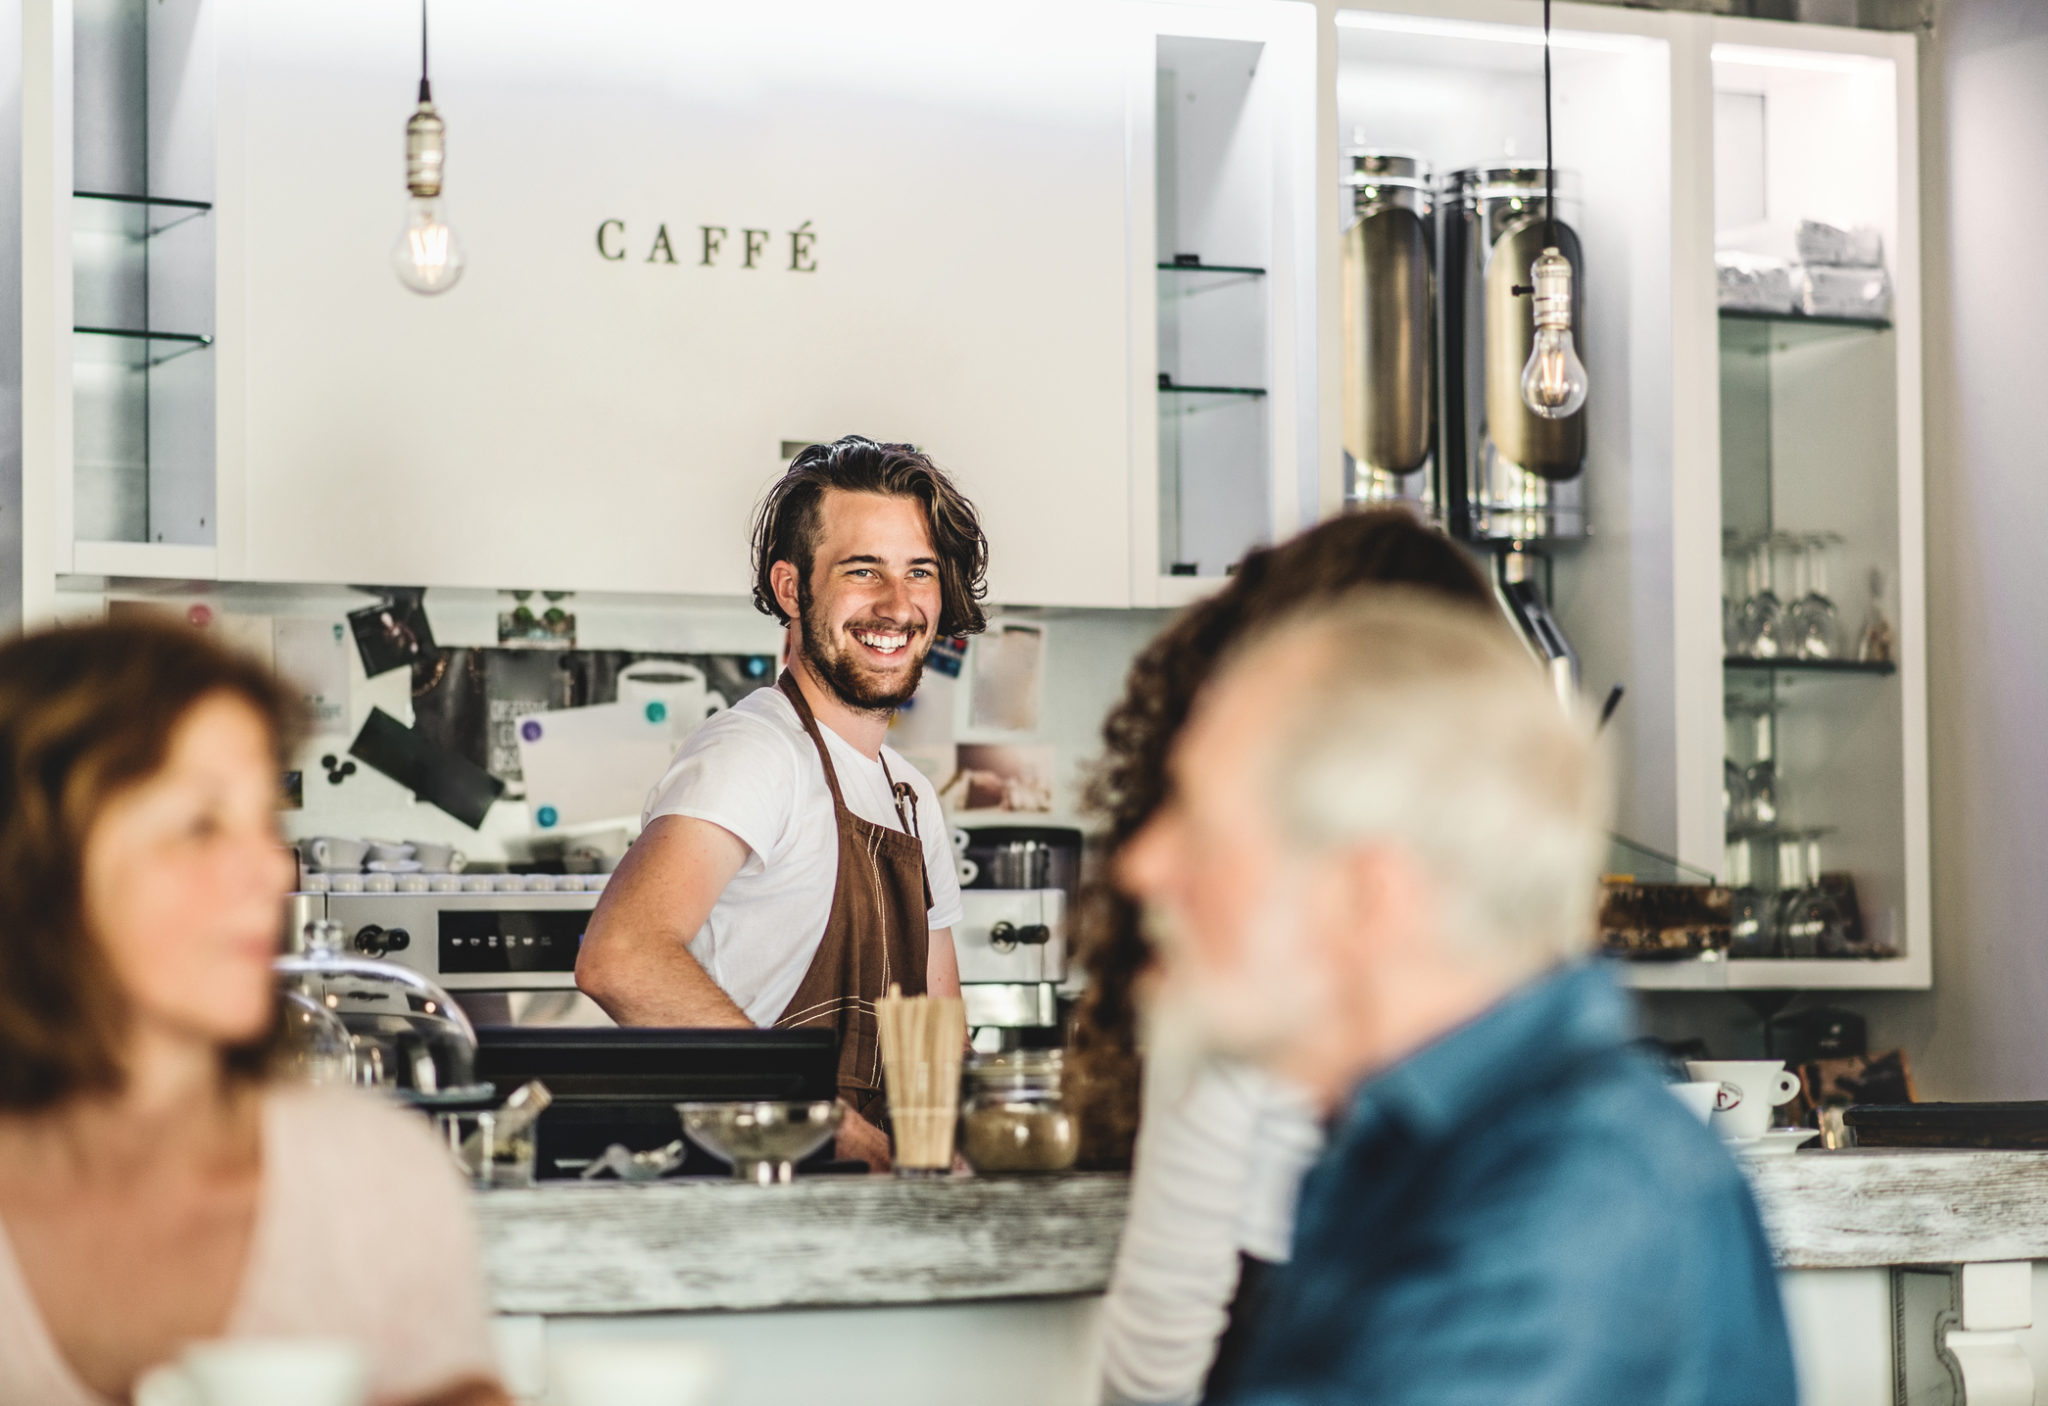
[1747,1148,2048,1270]
[476,1172,1130,1316]
[476,1151,2048,1316]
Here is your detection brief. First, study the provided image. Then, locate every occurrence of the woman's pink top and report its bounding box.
[0,1084,500,1406]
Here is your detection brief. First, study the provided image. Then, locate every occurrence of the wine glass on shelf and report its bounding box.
[1858,567,1896,664]
[1740,706,1778,831]
[1734,539,1784,660]
[1786,533,1842,661]
[1775,831,1848,960]
[1721,534,1747,656]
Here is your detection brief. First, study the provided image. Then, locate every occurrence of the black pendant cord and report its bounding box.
[419,0,432,104]
[1543,0,1556,248]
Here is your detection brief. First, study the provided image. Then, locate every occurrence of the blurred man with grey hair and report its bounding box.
[1119,591,1794,1406]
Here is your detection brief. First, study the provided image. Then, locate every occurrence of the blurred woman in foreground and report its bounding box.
[1071,509,1496,1406]
[0,620,507,1406]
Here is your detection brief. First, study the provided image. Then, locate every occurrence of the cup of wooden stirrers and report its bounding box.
[877,983,967,1175]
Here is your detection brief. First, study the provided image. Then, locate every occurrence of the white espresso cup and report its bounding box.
[364,839,415,865]
[135,1338,367,1406]
[1686,1059,1801,1142]
[1670,1080,1739,1125]
[304,836,368,871]
[547,1341,721,1406]
[408,840,467,873]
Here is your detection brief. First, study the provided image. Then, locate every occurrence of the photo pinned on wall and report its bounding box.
[967,619,1044,735]
[941,743,1056,816]
[347,591,436,678]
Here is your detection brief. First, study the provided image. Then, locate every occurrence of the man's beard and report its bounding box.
[796,577,932,714]
[1142,885,1332,1067]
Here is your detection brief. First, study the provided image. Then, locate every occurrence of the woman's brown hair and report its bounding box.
[1067,509,1496,1167]
[0,616,302,1111]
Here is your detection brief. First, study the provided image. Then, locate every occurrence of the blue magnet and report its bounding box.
[645,700,668,724]
[537,805,559,829]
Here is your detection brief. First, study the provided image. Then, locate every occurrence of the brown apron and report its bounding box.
[770,671,932,1121]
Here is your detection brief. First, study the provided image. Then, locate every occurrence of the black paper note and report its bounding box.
[348,707,505,829]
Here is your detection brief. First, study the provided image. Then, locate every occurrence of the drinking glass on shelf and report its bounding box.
[1733,541,1784,659]
[1728,883,1775,959]
[1766,830,1848,961]
[1738,707,1777,830]
[1786,535,1842,661]
[1744,758,1779,830]
[1724,757,1751,833]
[1858,567,1896,664]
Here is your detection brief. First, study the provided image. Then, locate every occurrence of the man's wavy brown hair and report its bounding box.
[0,617,302,1110]
[750,435,989,639]
[1066,509,1496,1168]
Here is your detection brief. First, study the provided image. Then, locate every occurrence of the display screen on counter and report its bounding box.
[440,910,587,974]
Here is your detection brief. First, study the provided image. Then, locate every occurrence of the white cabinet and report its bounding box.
[1328,2,1926,992]
[227,0,1136,606]
[32,0,1317,610]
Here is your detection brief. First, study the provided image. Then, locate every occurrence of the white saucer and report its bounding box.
[1733,1128,1818,1157]
[366,859,424,873]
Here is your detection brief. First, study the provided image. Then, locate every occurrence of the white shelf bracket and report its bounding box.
[1895,1262,2037,1406]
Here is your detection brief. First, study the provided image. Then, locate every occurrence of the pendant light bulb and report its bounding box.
[392,7,463,296]
[1521,246,1586,420]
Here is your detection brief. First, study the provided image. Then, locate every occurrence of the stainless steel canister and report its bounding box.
[1341,151,1436,517]
[1441,166,1587,543]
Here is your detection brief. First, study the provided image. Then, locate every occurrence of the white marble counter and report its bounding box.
[475,1150,2048,1316]
[476,1172,1130,1316]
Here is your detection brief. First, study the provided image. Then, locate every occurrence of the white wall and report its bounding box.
[1847,0,2048,1098]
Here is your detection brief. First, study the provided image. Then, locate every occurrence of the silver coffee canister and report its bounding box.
[1440,165,1587,544]
[1341,151,1436,517]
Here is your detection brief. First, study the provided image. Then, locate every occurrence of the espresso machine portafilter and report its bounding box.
[1341,150,1437,517]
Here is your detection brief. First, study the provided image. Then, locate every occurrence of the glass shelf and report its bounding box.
[1723,656,1896,676]
[1158,377,1266,398]
[1158,259,1265,276]
[72,191,212,239]
[1719,307,1893,353]
[1725,823,1837,845]
[1606,833,1716,885]
[73,326,214,369]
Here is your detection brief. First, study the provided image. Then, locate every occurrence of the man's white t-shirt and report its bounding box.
[640,685,964,1027]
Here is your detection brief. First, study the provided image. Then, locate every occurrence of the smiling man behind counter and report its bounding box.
[577,436,983,1169]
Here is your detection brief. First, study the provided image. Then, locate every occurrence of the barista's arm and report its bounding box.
[575,814,754,1027]
[926,926,961,1001]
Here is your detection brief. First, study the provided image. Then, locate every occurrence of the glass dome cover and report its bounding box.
[275,921,482,1100]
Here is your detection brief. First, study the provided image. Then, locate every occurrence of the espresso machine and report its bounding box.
[286,883,613,1028]
[1440,164,1588,702]
[1341,149,1437,517]
[955,826,1079,1050]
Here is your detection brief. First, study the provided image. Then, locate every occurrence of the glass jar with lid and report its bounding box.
[275,920,483,1101]
[959,1049,1079,1175]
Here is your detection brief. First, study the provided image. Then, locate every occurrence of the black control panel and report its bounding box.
[439,909,587,974]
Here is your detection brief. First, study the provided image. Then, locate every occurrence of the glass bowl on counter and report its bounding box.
[959,1049,1079,1175]
[676,1101,843,1185]
[275,920,485,1102]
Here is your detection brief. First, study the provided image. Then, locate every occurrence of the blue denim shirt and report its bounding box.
[1212,961,1797,1406]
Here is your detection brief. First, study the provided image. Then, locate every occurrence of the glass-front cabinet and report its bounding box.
[1636,19,1926,991]
[67,0,218,572]
[1135,6,1318,608]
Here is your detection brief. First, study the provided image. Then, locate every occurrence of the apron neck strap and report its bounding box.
[777,670,851,811]
[777,669,922,838]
